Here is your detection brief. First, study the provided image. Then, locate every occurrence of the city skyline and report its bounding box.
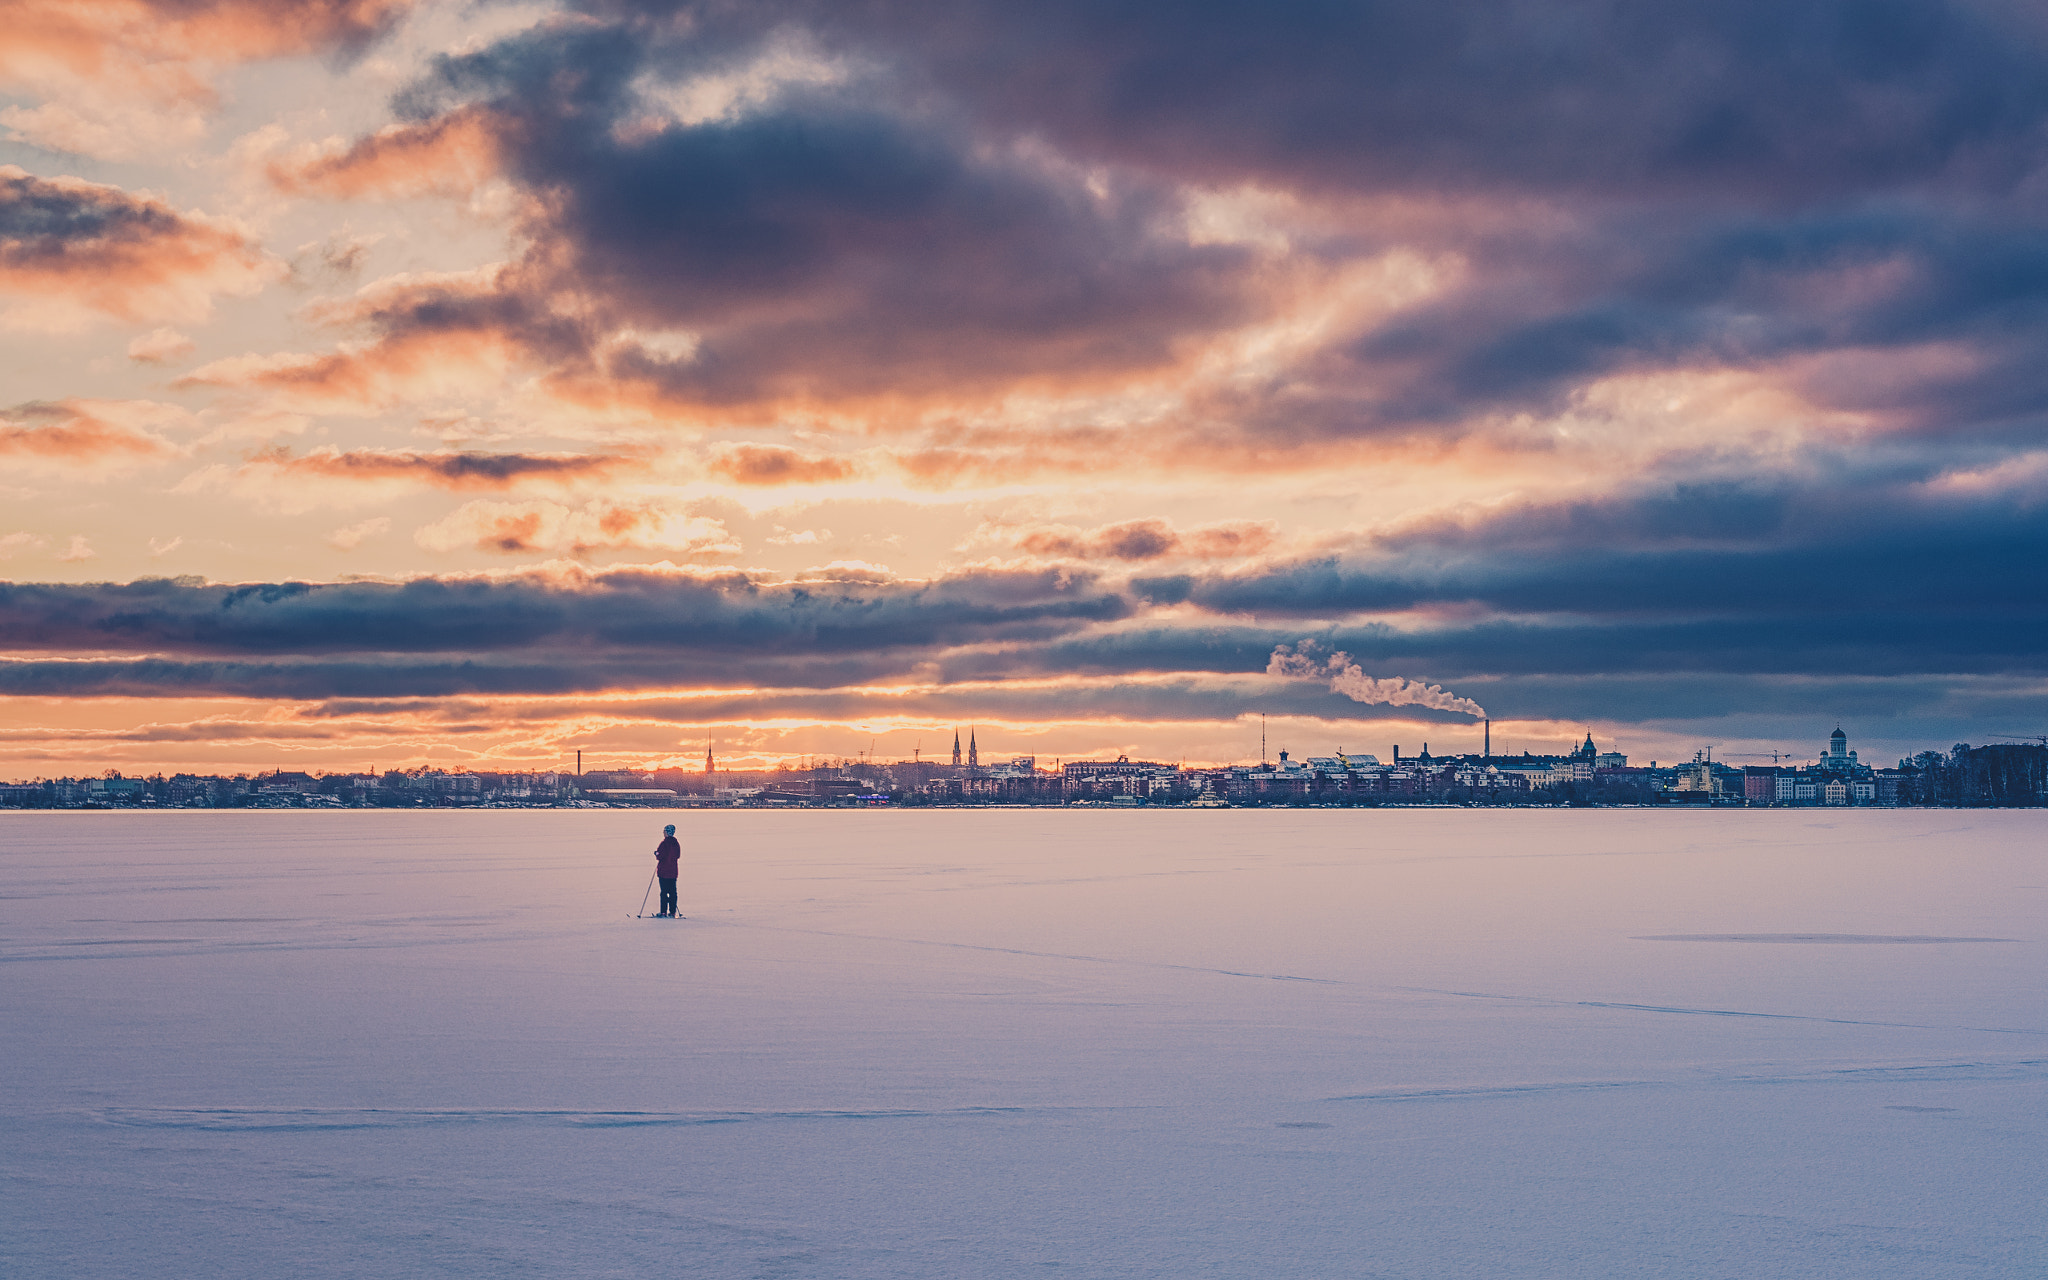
[0,722,1962,791]
[8,2,2048,774]
[19,720,2030,809]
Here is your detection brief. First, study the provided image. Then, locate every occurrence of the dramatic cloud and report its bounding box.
[643,0,2048,200]
[248,20,1271,428]
[0,167,276,328]
[12,1,2048,768]
[226,0,2048,475]
[0,563,1129,665]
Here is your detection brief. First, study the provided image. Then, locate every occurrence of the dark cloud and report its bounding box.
[1129,474,2048,688]
[1341,207,2048,429]
[258,3,2048,453]
[629,0,2048,202]
[279,19,1264,414]
[5,462,2046,741]
[0,565,1127,660]
[245,445,636,489]
[0,166,271,322]
[535,3,2048,443]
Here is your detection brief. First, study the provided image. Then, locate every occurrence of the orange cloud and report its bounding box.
[178,268,543,412]
[414,498,741,558]
[0,167,275,327]
[126,327,195,364]
[1011,518,1278,562]
[0,399,180,472]
[708,444,857,486]
[0,0,407,84]
[272,107,507,200]
[0,0,411,158]
[179,331,522,414]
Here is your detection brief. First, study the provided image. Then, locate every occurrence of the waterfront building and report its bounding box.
[1743,767,1778,804]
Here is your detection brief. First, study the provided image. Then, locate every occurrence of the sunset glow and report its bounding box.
[8,0,2048,773]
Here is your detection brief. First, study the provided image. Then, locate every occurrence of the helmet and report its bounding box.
[663,824,676,835]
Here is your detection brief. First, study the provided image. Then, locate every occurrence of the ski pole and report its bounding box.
[637,870,655,917]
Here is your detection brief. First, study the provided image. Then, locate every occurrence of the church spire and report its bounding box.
[704,736,715,774]
[968,727,978,770]
[951,730,961,768]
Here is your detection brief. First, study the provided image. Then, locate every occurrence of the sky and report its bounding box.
[5,0,2048,776]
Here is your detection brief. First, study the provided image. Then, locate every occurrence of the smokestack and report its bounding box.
[575,750,581,777]
[1484,719,1491,758]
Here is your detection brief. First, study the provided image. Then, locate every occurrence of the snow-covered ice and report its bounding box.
[2,808,2043,1278]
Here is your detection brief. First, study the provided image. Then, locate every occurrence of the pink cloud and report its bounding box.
[1011,518,1278,562]
[0,167,275,327]
[0,399,181,473]
[414,499,741,558]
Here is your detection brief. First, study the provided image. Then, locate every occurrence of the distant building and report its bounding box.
[983,755,1038,778]
[1819,726,1859,774]
[1064,757,1169,799]
[1743,767,1777,805]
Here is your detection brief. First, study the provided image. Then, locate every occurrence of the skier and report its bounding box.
[653,823,681,918]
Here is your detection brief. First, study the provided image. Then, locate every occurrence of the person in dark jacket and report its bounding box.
[654,824,681,917]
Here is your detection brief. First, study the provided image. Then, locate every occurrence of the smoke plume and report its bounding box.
[1267,641,1485,718]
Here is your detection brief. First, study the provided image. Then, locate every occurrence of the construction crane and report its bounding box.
[1727,750,1798,764]
[1995,734,2048,746]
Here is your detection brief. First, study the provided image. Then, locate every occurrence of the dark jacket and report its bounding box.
[654,835,681,878]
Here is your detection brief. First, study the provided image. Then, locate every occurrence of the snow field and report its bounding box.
[2,809,2043,1277]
